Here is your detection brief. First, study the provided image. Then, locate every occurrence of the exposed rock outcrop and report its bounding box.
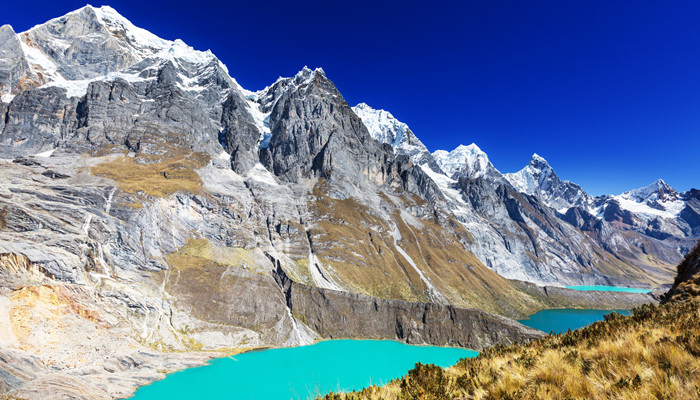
[274,265,544,351]
[663,241,700,303]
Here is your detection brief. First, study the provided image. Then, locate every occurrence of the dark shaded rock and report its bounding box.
[41,170,70,179]
[220,90,260,174]
[12,157,41,166]
[680,198,700,235]
[563,206,599,232]
[603,200,637,225]
[265,70,399,188]
[0,87,78,157]
[662,241,700,303]
[273,265,543,350]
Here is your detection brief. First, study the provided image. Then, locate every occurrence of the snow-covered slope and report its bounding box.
[352,103,432,165]
[432,144,496,179]
[2,5,237,101]
[504,154,594,213]
[610,179,685,220]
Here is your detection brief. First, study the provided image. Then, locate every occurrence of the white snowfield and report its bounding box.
[17,5,232,99]
[351,102,431,164]
[432,143,494,179]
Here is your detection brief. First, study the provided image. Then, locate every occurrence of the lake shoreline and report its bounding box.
[125,340,479,400]
[124,306,638,400]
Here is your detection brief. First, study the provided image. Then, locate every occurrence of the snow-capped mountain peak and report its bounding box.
[505,154,594,213]
[621,179,678,203]
[432,143,493,179]
[25,5,217,66]
[4,4,228,100]
[352,102,411,148]
[351,102,432,165]
[251,66,326,106]
[505,153,557,196]
[529,153,552,170]
[609,179,685,219]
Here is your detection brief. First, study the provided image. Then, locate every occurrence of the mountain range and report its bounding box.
[0,5,695,399]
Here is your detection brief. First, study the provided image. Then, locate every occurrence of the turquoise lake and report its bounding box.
[126,339,478,400]
[127,308,633,399]
[518,308,632,334]
[565,285,651,293]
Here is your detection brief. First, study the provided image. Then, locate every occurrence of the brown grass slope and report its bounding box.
[323,243,700,400]
[307,183,549,319]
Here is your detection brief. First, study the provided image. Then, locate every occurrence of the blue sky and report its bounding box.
[3,1,699,195]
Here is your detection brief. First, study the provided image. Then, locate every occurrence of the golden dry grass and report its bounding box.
[323,300,700,400]
[90,148,209,198]
[165,237,266,275]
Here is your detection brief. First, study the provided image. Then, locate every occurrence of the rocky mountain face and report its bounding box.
[351,102,437,170]
[663,241,700,303]
[0,5,677,399]
[503,154,698,260]
[504,154,594,213]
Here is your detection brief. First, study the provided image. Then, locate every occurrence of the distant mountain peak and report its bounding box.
[620,178,679,205]
[529,153,551,169]
[352,102,433,165]
[6,3,224,98]
[505,154,594,212]
[432,143,493,179]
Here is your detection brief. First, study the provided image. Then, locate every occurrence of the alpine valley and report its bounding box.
[0,5,697,400]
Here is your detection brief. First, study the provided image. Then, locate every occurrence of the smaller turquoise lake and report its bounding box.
[126,340,477,400]
[565,285,651,293]
[518,308,632,334]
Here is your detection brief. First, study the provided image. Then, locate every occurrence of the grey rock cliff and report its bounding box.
[274,265,544,350]
[0,25,36,98]
[220,90,261,174]
[262,69,398,190]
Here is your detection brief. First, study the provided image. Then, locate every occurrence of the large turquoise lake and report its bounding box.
[518,308,632,333]
[126,339,478,400]
[565,285,651,293]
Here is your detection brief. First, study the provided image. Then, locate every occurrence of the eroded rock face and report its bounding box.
[262,70,398,190]
[283,278,544,350]
[1,87,78,156]
[663,242,700,303]
[220,90,261,174]
[0,25,38,99]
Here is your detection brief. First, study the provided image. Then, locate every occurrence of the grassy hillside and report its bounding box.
[323,244,700,400]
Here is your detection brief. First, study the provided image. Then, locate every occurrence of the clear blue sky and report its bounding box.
[4,1,699,195]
